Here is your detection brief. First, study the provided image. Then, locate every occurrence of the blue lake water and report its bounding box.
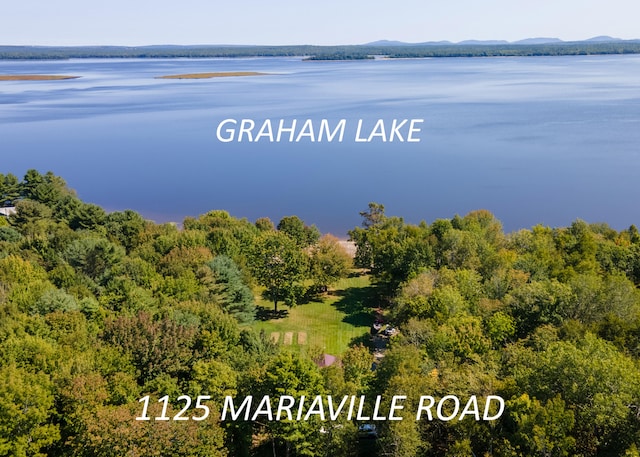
[1,55,639,235]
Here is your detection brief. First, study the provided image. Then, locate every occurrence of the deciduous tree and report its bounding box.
[250,231,307,312]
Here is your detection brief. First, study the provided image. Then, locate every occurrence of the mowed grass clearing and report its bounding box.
[252,274,374,356]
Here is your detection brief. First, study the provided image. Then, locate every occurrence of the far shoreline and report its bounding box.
[155,71,267,79]
[0,74,80,81]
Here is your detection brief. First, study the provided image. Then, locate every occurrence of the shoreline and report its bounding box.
[0,74,80,80]
[155,71,267,79]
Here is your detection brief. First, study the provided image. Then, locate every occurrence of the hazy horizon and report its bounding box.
[2,0,639,47]
[3,35,637,48]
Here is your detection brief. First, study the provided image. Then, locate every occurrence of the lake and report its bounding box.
[1,55,639,235]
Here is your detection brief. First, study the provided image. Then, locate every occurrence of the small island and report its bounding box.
[156,71,267,79]
[0,74,80,81]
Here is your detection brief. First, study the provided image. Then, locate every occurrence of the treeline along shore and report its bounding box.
[2,40,640,60]
[1,170,640,456]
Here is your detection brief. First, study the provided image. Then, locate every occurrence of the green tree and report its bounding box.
[348,202,387,270]
[0,365,60,457]
[21,169,44,199]
[277,215,320,248]
[255,216,275,232]
[308,234,352,291]
[64,237,125,284]
[515,334,640,455]
[10,199,53,228]
[507,279,572,337]
[253,352,325,457]
[250,231,307,312]
[0,173,20,204]
[350,207,433,294]
[341,343,374,395]
[105,209,146,253]
[21,170,71,205]
[502,394,575,457]
[485,311,516,347]
[102,312,197,383]
[374,345,430,457]
[208,255,256,323]
[359,202,386,228]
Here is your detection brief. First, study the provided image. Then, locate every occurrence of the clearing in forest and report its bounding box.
[253,274,374,355]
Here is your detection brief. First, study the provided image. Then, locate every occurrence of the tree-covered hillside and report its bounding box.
[2,41,640,60]
[1,172,639,456]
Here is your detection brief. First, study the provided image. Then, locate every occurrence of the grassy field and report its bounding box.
[0,75,80,81]
[252,274,376,356]
[156,71,267,79]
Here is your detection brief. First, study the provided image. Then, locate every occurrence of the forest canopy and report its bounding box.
[1,171,640,456]
[2,41,640,60]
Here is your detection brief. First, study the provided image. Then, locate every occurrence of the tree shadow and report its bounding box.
[299,286,327,305]
[331,284,377,327]
[348,332,374,349]
[255,305,289,321]
[348,269,367,278]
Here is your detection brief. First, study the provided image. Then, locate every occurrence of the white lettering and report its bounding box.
[416,396,435,420]
[238,119,255,142]
[483,396,505,420]
[347,395,356,420]
[216,119,237,142]
[407,119,423,142]
[295,119,315,142]
[296,395,305,420]
[437,395,460,421]
[367,119,387,142]
[251,395,273,421]
[389,119,408,141]
[459,396,480,421]
[277,119,297,142]
[255,119,274,142]
[319,119,346,142]
[222,395,252,421]
[327,396,350,421]
[276,395,295,421]
[389,396,406,420]
[356,395,370,420]
[355,119,367,142]
[303,396,326,420]
[372,395,385,420]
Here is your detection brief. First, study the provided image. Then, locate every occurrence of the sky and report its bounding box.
[2,0,639,46]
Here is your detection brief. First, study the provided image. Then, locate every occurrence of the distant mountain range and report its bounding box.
[3,36,640,60]
[364,36,625,46]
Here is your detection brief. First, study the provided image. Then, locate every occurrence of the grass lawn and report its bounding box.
[252,274,376,356]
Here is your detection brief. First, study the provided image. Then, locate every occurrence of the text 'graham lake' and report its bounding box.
[1,55,639,234]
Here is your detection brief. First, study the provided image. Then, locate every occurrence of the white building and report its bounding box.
[0,207,16,218]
